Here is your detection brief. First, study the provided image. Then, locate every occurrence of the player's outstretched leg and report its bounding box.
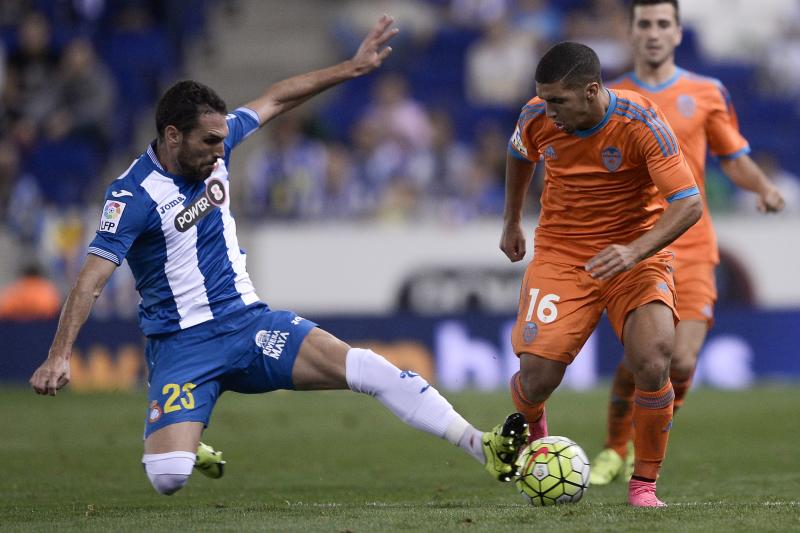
[292,332,525,483]
[482,412,530,481]
[195,441,226,479]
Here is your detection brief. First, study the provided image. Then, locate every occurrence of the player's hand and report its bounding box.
[30,355,71,396]
[757,186,785,213]
[350,14,399,76]
[586,244,639,280]
[500,222,526,262]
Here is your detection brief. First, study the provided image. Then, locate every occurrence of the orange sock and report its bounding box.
[510,372,545,426]
[670,369,694,412]
[604,362,635,457]
[632,381,674,481]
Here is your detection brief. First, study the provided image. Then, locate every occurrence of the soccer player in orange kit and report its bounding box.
[502,41,702,507]
[590,0,786,486]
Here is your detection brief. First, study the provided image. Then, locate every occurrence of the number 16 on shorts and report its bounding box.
[525,289,560,324]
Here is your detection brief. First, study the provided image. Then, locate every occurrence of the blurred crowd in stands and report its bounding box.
[0,0,799,317]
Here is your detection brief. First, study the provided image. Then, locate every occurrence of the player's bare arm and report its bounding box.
[720,155,785,213]
[30,254,117,396]
[586,194,702,280]
[500,152,536,262]
[244,14,398,126]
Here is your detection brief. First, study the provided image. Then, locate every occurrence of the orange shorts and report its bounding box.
[673,260,716,325]
[511,252,678,365]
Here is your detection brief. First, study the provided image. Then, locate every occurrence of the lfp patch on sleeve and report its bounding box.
[99,200,126,233]
[511,125,528,157]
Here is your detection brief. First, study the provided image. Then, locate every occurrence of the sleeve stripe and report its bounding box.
[666,186,700,203]
[617,99,679,156]
[87,247,121,265]
[518,107,546,130]
[508,142,531,161]
[234,106,260,125]
[620,101,677,155]
[643,107,679,155]
[615,109,670,157]
[717,145,751,160]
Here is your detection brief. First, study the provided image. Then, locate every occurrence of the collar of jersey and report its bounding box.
[572,89,617,138]
[627,67,685,92]
[146,141,194,183]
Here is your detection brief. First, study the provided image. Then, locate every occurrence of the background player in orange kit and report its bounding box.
[590,0,786,486]
[501,41,702,507]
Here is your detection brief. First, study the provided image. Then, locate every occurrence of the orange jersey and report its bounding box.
[509,88,698,265]
[609,69,749,264]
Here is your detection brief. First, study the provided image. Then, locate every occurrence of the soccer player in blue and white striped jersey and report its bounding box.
[29,16,528,496]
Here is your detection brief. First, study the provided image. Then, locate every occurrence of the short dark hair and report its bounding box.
[155,80,227,139]
[535,42,602,88]
[629,0,680,25]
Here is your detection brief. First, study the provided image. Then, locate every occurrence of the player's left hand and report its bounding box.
[757,186,785,213]
[350,14,399,76]
[585,244,639,280]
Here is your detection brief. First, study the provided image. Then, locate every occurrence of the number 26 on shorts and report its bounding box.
[525,289,560,324]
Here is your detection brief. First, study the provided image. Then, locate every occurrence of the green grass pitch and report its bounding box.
[2,385,799,532]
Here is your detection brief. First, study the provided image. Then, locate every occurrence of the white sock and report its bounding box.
[456,424,486,464]
[346,348,483,462]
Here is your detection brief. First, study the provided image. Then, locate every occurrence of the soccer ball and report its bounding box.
[515,436,590,506]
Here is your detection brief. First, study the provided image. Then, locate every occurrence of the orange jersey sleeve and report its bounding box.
[619,96,699,203]
[703,80,749,159]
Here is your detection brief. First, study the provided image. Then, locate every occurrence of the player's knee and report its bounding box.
[148,472,191,495]
[518,355,563,403]
[669,357,695,382]
[142,451,196,496]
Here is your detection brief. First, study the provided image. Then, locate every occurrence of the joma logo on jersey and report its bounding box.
[255,329,290,360]
[158,195,186,215]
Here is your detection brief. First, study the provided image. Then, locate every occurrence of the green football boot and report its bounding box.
[623,441,635,481]
[195,442,225,479]
[482,413,530,482]
[589,448,624,486]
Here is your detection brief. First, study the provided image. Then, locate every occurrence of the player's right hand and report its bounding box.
[30,355,71,396]
[757,185,785,213]
[350,14,399,76]
[500,222,526,262]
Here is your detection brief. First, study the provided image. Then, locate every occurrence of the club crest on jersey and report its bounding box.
[99,200,126,233]
[677,94,696,118]
[173,179,226,232]
[544,145,557,160]
[602,146,622,172]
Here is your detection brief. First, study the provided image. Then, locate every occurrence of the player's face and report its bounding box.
[175,112,228,181]
[631,4,682,68]
[536,81,598,133]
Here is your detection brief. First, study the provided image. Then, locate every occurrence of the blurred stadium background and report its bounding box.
[1,0,799,391]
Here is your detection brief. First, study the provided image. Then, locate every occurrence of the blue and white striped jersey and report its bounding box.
[88,107,263,336]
